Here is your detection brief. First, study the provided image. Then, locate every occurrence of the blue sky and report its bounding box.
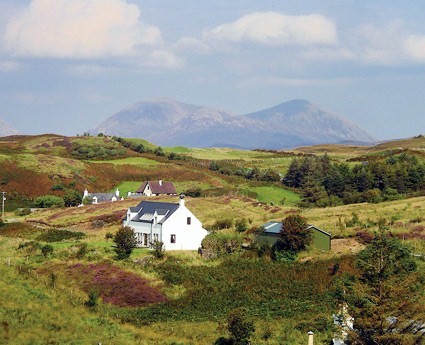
[0,0,424,140]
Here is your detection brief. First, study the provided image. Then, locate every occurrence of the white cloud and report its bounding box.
[3,0,162,58]
[203,12,338,47]
[237,76,352,88]
[404,35,425,62]
[145,50,184,69]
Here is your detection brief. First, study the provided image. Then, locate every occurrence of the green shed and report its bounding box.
[255,221,331,251]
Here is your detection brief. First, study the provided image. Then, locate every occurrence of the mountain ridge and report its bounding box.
[90,98,374,149]
[0,118,20,137]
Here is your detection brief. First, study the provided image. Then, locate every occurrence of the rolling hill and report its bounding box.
[0,118,19,136]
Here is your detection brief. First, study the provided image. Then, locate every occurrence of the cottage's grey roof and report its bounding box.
[130,201,179,224]
[136,181,177,195]
[87,193,115,203]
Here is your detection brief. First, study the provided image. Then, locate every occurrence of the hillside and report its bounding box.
[90,98,374,149]
[1,134,424,344]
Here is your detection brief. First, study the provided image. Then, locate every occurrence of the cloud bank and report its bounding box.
[203,12,338,47]
[3,0,162,58]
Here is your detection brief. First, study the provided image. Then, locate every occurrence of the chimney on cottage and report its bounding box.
[179,193,185,207]
[159,179,163,186]
[83,188,89,198]
[116,188,120,197]
[308,331,314,345]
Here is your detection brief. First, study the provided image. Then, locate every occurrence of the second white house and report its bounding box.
[123,195,208,250]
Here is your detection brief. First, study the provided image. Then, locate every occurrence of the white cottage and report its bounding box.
[123,195,208,250]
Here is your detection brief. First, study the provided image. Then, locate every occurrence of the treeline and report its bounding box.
[283,153,425,206]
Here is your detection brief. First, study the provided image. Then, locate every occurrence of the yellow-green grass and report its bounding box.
[250,186,300,206]
[93,156,159,166]
[164,146,193,154]
[14,153,86,177]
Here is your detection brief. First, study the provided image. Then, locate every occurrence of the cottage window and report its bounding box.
[170,234,176,243]
[154,234,159,242]
[187,217,191,225]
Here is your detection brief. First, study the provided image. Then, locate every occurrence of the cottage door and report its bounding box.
[143,233,148,246]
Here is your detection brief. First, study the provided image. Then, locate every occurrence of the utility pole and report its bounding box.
[1,192,6,219]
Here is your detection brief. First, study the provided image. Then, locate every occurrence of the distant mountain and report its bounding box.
[90,98,374,149]
[245,99,374,144]
[0,118,19,137]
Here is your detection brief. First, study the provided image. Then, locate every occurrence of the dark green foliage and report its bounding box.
[343,229,424,344]
[17,241,41,254]
[85,290,99,309]
[226,307,255,345]
[275,214,311,253]
[71,141,127,160]
[34,195,64,208]
[63,189,82,207]
[283,153,425,206]
[50,183,64,191]
[184,188,202,198]
[151,240,165,259]
[36,229,85,242]
[117,256,343,327]
[41,244,53,257]
[14,208,31,216]
[105,232,114,241]
[201,233,243,257]
[235,218,248,233]
[113,226,137,260]
[210,218,234,230]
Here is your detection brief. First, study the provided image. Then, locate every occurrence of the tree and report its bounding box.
[344,228,424,344]
[226,307,255,345]
[63,189,82,207]
[275,214,312,253]
[113,226,137,260]
[34,195,65,208]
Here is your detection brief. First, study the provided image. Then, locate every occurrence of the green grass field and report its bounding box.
[93,156,159,166]
[251,186,301,206]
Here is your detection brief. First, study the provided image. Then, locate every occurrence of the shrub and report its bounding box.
[114,226,137,260]
[201,233,243,257]
[34,195,64,208]
[226,307,255,345]
[235,218,248,233]
[85,290,99,310]
[151,240,165,259]
[211,218,234,231]
[14,208,31,216]
[36,229,85,242]
[41,244,54,257]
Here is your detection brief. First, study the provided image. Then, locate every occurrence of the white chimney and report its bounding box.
[308,331,314,345]
[159,179,163,186]
[83,188,89,198]
[116,188,120,197]
[179,194,185,207]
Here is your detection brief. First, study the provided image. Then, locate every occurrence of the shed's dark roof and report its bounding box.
[130,201,179,224]
[136,181,177,195]
[261,222,331,237]
[263,221,282,234]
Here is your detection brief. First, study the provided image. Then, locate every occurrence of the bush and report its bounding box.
[114,226,137,260]
[85,290,99,310]
[275,214,311,253]
[201,233,243,257]
[36,229,85,242]
[151,240,165,259]
[34,195,64,208]
[14,208,31,216]
[226,307,255,345]
[211,218,234,231]
[235,218,248,233]
[41,244,54,257]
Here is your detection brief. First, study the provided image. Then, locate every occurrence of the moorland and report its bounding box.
[0,134,424,344]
